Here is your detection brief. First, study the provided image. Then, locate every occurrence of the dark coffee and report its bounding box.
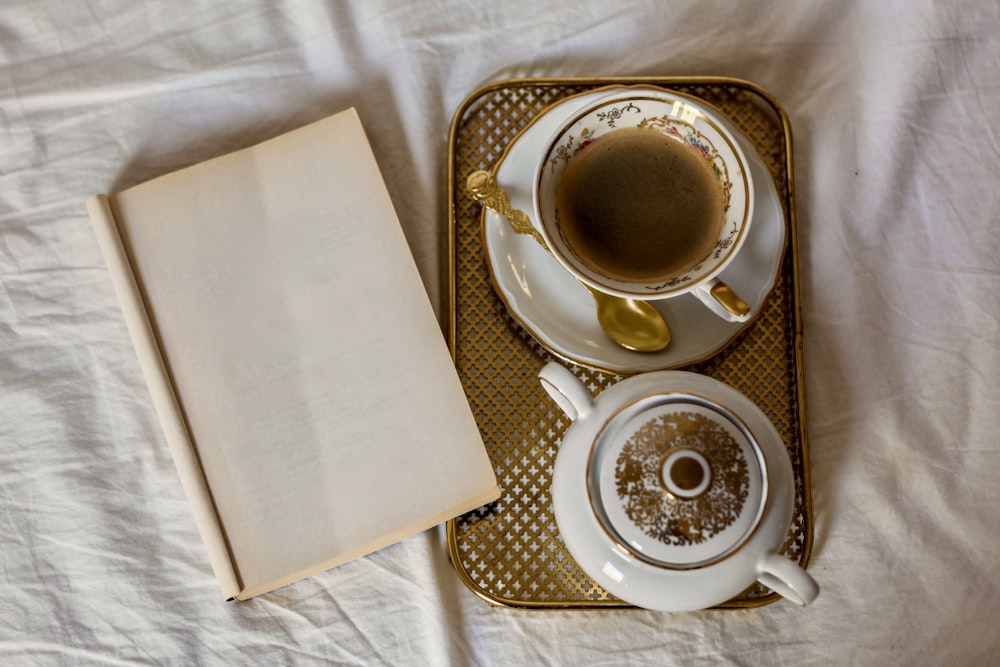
[554,127,725,283]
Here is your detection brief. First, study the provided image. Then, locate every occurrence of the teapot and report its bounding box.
[539,361,819,611]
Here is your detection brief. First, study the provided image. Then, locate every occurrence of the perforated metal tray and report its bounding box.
[445,77,812,609]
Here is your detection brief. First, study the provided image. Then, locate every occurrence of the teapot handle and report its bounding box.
[538,362,594,421]
[757,552,820,606]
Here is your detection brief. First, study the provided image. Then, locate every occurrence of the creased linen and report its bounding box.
[2,0,998,664]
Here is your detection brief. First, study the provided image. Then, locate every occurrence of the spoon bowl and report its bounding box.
[583,284,670,352]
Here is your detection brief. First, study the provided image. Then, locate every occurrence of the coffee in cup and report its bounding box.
[534,89,755,322]
[554,125,728,284]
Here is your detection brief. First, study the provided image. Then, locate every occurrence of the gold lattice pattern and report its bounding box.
[447,79,811,608]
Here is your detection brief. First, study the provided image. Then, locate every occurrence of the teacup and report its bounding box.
[533,89,755,322]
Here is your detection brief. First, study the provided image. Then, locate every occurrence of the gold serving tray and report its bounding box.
[445,77,812,609]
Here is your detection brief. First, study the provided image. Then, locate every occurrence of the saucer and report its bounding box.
[480,86,787,373]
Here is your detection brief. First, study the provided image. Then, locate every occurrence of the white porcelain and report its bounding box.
[534,91,754,323]
[539,361,819,611]
[481,86,786,373]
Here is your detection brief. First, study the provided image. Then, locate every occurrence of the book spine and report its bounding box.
[86,195,242,600]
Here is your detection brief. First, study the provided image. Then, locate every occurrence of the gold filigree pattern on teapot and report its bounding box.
[615,411,750,546]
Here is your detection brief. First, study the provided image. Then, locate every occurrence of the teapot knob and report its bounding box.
[538,362,595,421]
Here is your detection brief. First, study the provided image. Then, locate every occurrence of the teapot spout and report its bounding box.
[539,362,595,421]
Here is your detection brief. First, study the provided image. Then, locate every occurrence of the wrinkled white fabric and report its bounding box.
[2,0,998,664]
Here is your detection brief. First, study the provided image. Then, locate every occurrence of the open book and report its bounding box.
[88,108,499,600]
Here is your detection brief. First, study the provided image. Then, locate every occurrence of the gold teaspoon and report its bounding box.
[466,170,670,353]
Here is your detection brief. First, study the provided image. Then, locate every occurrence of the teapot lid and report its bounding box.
[587,393,767,569]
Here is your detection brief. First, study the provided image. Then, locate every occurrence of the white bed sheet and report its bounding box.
[2,0,998,664]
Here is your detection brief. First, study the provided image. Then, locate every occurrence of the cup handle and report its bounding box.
[692,277,752,322]
[757,552,820,606]
[538,362,595,421]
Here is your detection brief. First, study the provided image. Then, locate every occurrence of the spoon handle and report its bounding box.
[466,170,549,250]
